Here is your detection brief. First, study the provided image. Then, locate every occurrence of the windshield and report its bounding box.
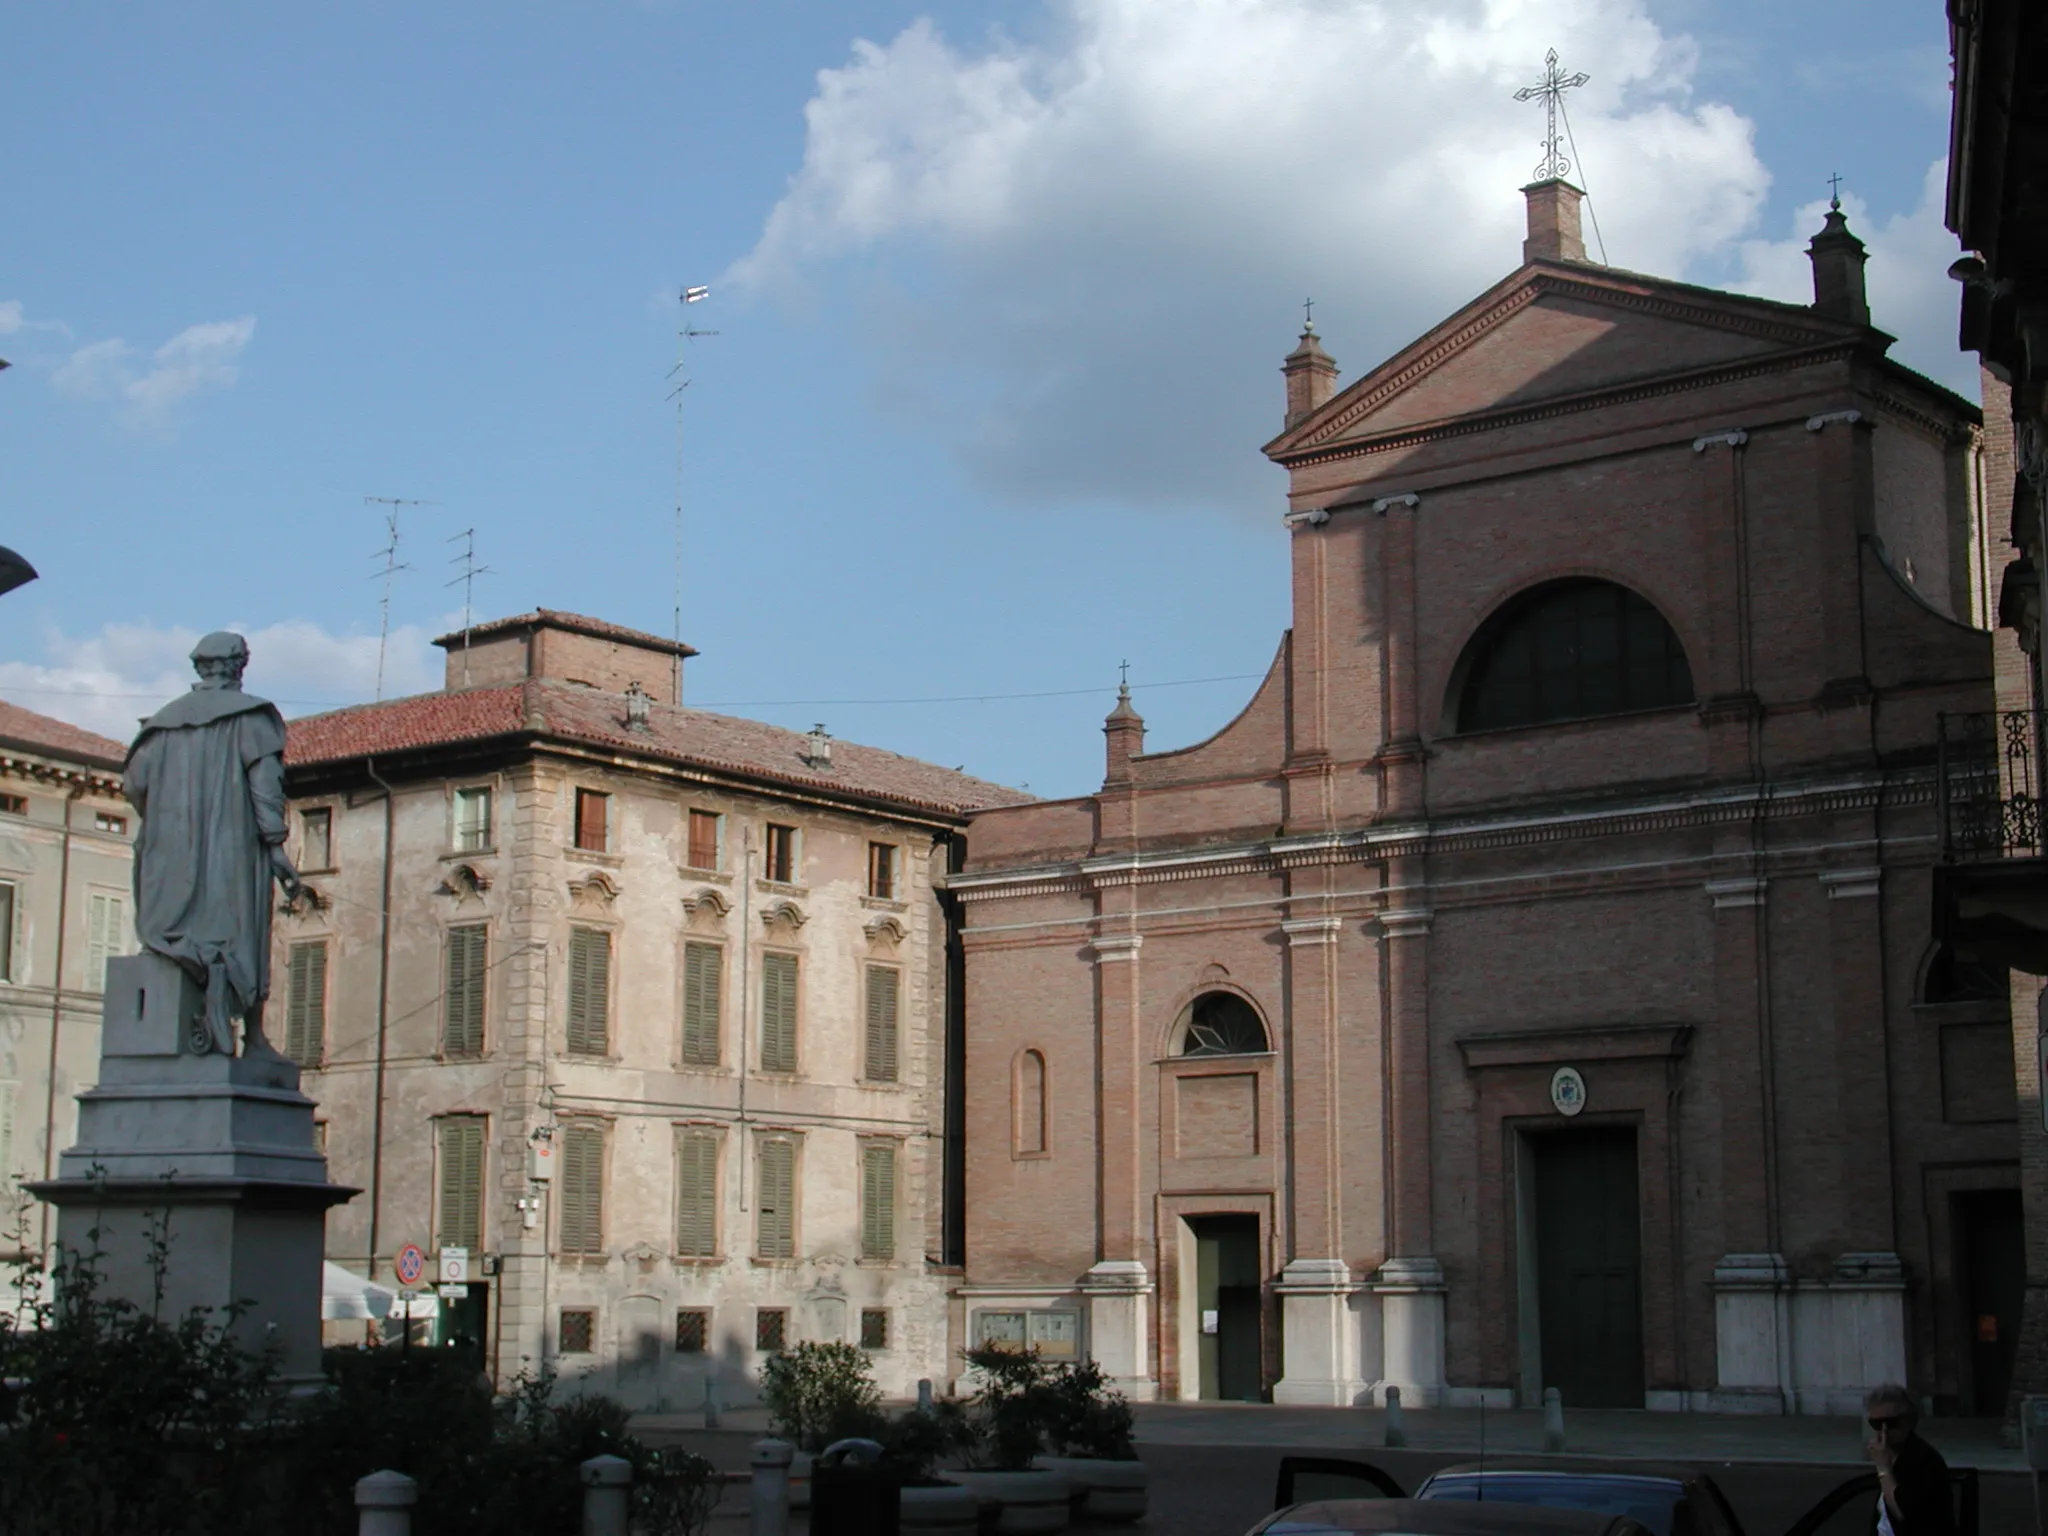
[1419,1473,1681,1536]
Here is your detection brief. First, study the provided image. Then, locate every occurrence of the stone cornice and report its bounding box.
[0,754,125,797]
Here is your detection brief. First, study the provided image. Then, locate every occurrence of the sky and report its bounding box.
[0,0,1971,800]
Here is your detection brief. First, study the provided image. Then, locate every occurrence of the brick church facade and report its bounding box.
[950,181,2019,1414]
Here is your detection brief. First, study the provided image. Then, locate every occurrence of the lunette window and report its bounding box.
[1455,578,1694,732]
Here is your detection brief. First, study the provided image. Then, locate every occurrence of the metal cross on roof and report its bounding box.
[1513,49,1590,184]
[1302,297,1315,331]
[1827,171,1844,210]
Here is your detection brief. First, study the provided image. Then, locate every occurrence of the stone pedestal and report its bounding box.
[1709,1251,1907,1415]
[1273,1258,1366,1405]
[1081,1260,1155,1401]
[30,953,354,1383]
[1710,1253,1792,1413]
[1375,1256,1447,1408]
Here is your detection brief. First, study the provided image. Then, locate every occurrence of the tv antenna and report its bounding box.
[668,285,717,702]
[364,496,435,700]
[445,528,494,688]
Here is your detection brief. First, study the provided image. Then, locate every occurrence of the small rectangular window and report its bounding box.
[560,1308,596,1354]
[863,966,900,1083]
[760,953,799,1074]
[284,940,328,1067]
[860,1309,889,1350]
[94,812,127,836]
[85,893,124,993]
[566,926,612,1055]
[867,843,897,900]
[0,882,15,982]
[443,924,488,1057]
[558,1121,606,1254]
[574,789,609,853]
[675,1309,710,1353]
[675,1128,720,1257]
[765,823,797,883]
[860,1141,897,1262]
[438,1117,485,1251]
[756,1137,796,1259]
[681,942,722,1067]
[299,807,332,869]
[755,1308,787,1353]
[687,809,722,871]
[0,795,25,817]
[453,787,493,852]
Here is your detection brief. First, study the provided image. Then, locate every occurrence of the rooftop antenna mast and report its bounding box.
[669,285,718,703]
[364,496,434,700]
[445,528,494,688]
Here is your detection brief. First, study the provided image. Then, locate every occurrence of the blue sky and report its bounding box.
[0,0,1967,798]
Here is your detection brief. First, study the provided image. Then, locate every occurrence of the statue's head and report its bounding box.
[190,631,249,690]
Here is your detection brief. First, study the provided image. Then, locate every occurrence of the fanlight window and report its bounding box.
[1178,992,1269,1057]
[1923,943,2008,1005]
[1455,579,1693,733]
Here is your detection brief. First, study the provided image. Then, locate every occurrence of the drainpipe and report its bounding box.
[736,829,753,1212]
[37,783,86,1257]
[365,759,398,1281]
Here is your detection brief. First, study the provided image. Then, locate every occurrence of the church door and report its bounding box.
[1531,1125,1644,1409]
[1957,1188,2023,1415]
[1189,1214,1263,1401]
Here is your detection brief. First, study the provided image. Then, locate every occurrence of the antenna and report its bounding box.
[669,285,718,703]
[364,496,435,700]
[445,528,494,688]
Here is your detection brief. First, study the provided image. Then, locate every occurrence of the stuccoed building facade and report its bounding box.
[951,182,2019,1415]
[279,611,1026,1403]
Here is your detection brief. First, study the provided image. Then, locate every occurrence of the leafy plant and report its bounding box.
[1042,1358,1135,1460]
[758,1341,884,1454]
[875,1398,974,1483]
[957,1346,1136,1468]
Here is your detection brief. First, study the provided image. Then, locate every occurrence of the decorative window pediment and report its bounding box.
[435,864,491,902]
[760,898,807,935]
[568,870,620,912]
[683,887,732,932]
[863,914,907,952]
[283,883,333,918]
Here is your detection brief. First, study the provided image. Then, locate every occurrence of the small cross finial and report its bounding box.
[1826,171,1843,211]
[1302,297,1315,332]
[1512,48,1591,183]
[1119,658,1130,689]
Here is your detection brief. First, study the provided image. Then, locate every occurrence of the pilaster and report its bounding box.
[1081,1259,1156,1400]
[1273,1257,1366,1405]
[1091,934,1144,1267]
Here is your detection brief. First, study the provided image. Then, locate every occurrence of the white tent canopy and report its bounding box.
[321,1262,395,1321]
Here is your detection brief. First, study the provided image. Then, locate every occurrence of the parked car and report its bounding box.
[1265,1456,1981,1536]
[1247,1497,1656,1536]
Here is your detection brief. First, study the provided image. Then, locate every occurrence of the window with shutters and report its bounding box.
[755,1308,787,1352]
[860,1309,889,1350]
[284,940,328,1067]
[558,1121,606,1255]
[443,924,488,1057]
[863,966,900,1083]
[687,809,722,871]
[559,1309,596,1353]
[859,1141,897,1262]
[437,1117,486,1252]
[755,1136,797,1259]
[453,787,493,853]
[574,788,609,853]
[759,953,799,1074]
[85,892,124,992]
[867,843,897,900]
[675,1309,709,1353]
[764,823,798,884]
[0,795,23,817]
[0,882,15,982]
[674,1128,721,1257]
[681,942,722,1066]
[566,926,612,1056]
[299,806,333,870]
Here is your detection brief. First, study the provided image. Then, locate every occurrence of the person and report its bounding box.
[125,631,302,1056]
[1864,1383,1956,1535]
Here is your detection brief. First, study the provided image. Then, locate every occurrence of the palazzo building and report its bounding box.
[951,181,2018,1413]
[278,610,1025,1403]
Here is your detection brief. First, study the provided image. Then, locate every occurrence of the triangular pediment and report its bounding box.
[1267,263,1871,460]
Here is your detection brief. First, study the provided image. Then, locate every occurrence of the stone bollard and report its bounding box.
[1542,1387,1565,1452]
[917,1377,934,1414]
[752,1437,795,1536]
[581,1454,632,1536]
[355,1470,418,1536]
[704,1374,722,1429]
[1383,1384,1406,1448]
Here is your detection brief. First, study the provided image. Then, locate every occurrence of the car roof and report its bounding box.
[1425,1462,1703,1484]
[1261,1497,1642,1535]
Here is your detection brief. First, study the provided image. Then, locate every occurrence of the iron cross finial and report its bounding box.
[1119,658,1130,689]
[1827,171,1843,210]
[1513,48,1591,183]
[1303,297,1315,332]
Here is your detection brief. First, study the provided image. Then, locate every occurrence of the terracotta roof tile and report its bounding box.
[432,608,697,658]
[0,699,128,770]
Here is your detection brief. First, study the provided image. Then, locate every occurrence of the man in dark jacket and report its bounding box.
[1865,1383,1956,1535]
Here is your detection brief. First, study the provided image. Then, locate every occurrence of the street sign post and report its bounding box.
[394,1243,426,1287]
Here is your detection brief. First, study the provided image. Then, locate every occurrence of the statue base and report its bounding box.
[29,953,355,1384]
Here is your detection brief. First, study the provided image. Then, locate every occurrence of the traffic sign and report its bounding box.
[394,1243,426,1287]
[439,1246,470,1284]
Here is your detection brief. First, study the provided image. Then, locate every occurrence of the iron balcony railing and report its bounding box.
[1938,709,2048,861]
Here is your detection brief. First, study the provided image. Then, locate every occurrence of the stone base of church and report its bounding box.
[1273,1259,1368,1405]
[1374,1256,1448,1409]
[1709,1251,1907,1415]
[1081,1260,1157,1400]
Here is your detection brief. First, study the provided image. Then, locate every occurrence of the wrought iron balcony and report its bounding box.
[1938,710,2047,862]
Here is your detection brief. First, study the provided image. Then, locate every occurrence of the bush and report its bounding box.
[758,1341,884,1454]
[875,1398,975,1483]
[957,1346,1135,1469]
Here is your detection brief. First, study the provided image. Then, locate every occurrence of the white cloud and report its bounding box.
[731,0,1772,510]
[0,619,442,742]
[52,316,256,431]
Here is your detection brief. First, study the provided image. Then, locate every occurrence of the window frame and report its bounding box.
[436,1115,487,1253]
[93,811,127,836]
[674,1126,723,1258]
[573,788,610,854]
[686,808,724,872]
[858,1138,898,1263]
[565,924,614,1057]
[559,1308,597,1354]
[866,842,898,900]
[452,785,495,854]
[681,940,723,1067]
[759,951,800,1074]
[0,880,17,983]
[84,890,125,994]
[755,1307,788,1353]
[297,805,334,871]
[860,1308,890,1351]
[764,822,800,884]
[863,964,900,1083]
[0,794,25,818]
[557,1119,608,1256]
[675,1308,710,1353]
[284,938,329,1068]
[442,923,489,1058]
[754,1134,799,1260]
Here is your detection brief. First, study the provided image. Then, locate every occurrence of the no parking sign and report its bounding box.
[394,1243,426,1287]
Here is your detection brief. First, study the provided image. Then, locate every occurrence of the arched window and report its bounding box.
[1923,944,2008,1005]
[1013,1049,1048,1156]
[1178,992,1269,1057]
[1453,579,1693,732]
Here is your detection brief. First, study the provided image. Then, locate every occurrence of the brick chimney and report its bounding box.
[1102,682,1145,785]
[1282,325,1340,430]
[1807,204,1870,326]
[1522,178,1587,264]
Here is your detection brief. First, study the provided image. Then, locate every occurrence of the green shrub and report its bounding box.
[957,1346,1135,1468]
[758,1341,884,1453]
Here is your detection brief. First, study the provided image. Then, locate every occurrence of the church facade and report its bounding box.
[951,182,2019,1414]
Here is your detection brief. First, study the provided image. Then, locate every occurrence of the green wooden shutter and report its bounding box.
[863,966,899,1082]
[756,1138,795,1258]
[0,883,15,981]
[567,927,611,1055]
[86,893,122,992]
[860,1142,896,1262]
[438,1118,484,1251]
[760,953,798,1073]
[443,925,487,1056]
[675,1130,720,1256]
[286,940,327,1066]
[559,1122,605,1253]
[682,942,722,1066]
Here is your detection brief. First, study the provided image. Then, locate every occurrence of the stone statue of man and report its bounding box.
[125,631,303,1057]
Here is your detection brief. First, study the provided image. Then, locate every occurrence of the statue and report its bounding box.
[125,631,302,1057]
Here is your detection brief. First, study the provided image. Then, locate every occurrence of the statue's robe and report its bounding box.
[125,689,290,1039]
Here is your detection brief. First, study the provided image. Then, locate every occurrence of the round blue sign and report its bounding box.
[395,1243,426,1286]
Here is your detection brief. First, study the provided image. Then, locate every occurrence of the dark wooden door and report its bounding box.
[1958,1188,2024,1415]
[1532,1126,1644,1409]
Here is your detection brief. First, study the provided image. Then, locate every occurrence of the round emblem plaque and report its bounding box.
[1550,1066,1587,1117]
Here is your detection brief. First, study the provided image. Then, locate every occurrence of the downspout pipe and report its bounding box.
[38,784,86,1258]
[365,758,397,1281]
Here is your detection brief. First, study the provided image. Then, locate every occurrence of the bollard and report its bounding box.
[704,1374,722,1430]
[1542,1386,1565,1452]
[752,1437,795,1536]
[355,1470,418,1536]
[916,1377,934,1414]
[1383,1384,1406,1448]
[581,1454,632,1536]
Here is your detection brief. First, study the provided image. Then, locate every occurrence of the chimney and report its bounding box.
[1102,683,1145,785]
[801,723,834,770]
[1282,326,1340,430]
[1807,204,1870,326]
[1522,179,1587,264]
